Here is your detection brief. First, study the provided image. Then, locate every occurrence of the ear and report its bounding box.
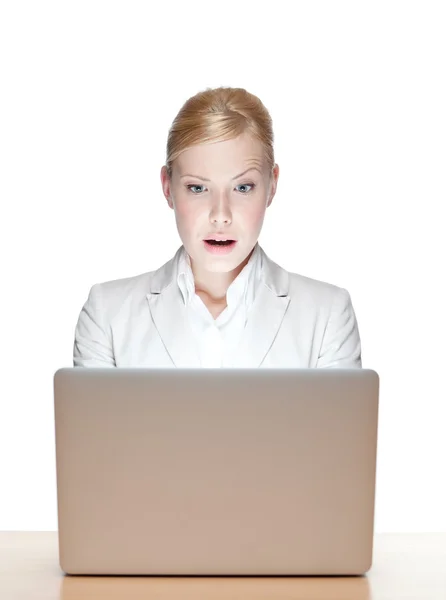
[160,166,174,209]
[267,163,280,207]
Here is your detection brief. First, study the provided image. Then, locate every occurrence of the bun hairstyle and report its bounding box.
[165,86,275,179]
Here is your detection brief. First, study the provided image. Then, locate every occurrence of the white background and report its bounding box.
[0,1,444,532]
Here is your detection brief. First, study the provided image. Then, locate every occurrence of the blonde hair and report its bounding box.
[165,86,275,179]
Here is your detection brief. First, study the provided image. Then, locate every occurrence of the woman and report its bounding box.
[73,86,362,369]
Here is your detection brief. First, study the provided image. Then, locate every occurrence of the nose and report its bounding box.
[209,193,232,225]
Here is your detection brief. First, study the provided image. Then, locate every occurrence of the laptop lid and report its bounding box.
[53,367,379,575]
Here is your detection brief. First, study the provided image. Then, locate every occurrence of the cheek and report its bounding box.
[243,203,267,231]
[174,202,201,232]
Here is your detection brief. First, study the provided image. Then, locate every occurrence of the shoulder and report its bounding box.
[289,270,346,302]
[91,246,181,296]
[94,269,155,293]
[85,266,160,321]
[260,247,349,309]
[83,249,180,318]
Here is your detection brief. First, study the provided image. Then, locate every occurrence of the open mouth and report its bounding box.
[203,239,237,254]
[205,240,236,246]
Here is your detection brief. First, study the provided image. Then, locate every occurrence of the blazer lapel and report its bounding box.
[226,248,291,367]
[227,285,290,368]
[146,248,201,368]
[146,245,291,368]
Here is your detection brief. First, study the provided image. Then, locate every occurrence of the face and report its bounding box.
[160,132,279,280]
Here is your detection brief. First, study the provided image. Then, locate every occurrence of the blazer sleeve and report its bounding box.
[316,287,362,368]
[73,284,116,368]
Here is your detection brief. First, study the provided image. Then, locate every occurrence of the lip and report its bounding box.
[203,240,237,255]
[203,233,237,241]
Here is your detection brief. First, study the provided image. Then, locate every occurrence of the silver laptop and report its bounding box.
[53,367,379,576]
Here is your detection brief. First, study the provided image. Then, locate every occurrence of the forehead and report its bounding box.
[176,133,265,173]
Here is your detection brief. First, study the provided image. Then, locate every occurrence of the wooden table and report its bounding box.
[1,532,445,599]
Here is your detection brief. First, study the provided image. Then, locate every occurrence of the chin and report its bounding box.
[205,249,252,271]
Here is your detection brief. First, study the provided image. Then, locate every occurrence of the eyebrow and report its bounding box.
[180,167,262,181]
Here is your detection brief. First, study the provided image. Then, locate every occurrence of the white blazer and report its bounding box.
[73,245,362,369]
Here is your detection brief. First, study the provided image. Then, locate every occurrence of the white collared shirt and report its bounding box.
[177,243,262,367]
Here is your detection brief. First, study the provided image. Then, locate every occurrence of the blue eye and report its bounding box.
[236,183,255,193]
[186,183,255,194]
[187,184,206,194]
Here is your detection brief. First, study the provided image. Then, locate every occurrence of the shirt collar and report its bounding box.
[177,243,262,308]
